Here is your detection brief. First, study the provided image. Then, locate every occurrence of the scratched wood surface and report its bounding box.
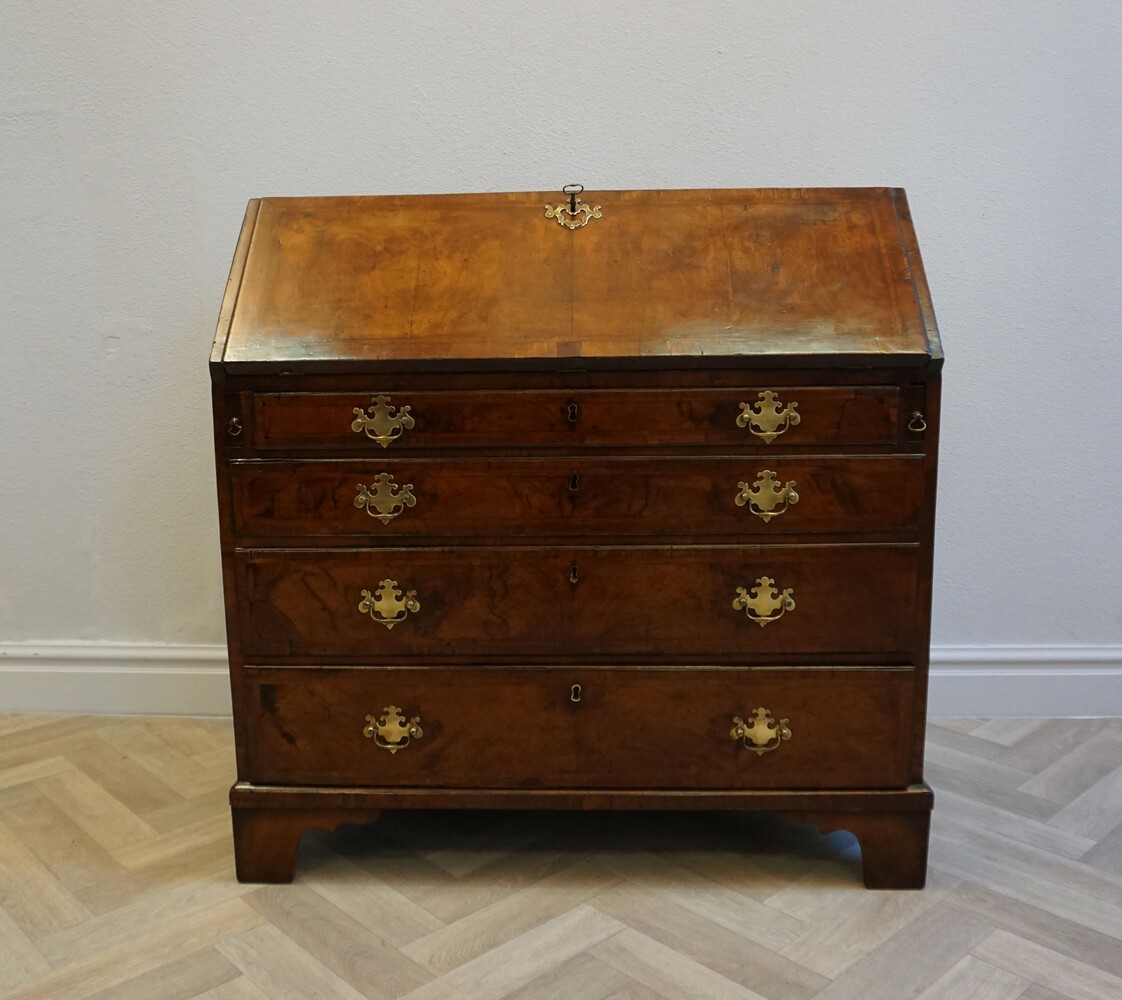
[216,189,940,368]
[2,713,1121,999]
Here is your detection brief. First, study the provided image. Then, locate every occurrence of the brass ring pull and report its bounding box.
[735,471,799,523]
[733,577,795,628]
[736,391,800,443]
[569,564,580,584]
[363,706,423,754]
[226,416,243,437]
[358,580,420,629]
[351,394,415,448]
[570,683,582,703]
[730,707,791,756]
[566,401,580,423]
[569,473,581,492]
[908,411,927,433]
[354,474,416,524]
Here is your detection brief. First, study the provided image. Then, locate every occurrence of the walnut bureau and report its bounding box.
[210,187,942,888]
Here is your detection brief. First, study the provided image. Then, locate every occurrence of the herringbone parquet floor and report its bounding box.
[1,715,1121,999]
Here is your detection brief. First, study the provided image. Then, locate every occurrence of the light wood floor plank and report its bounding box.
[778,869,959,978]
[402,859,619,974]
[34,768,157,852]
[83,946,240,1000]
[67,739,183,817]
[944,882,1122,981]
[1018,736,1122,806]
[297,841,446,947]
[245,884,433,997]
[591,882,829,1000]
[0,790,126,892]
[811,904,993,1000]
[497,952,629,1000]
[216,922,371,1000]
[591,927,770,1000]
[3,898,264,1000]
[37,873,253,967]
[974,928,1122,1000]
[0,756,73,791]
[911,954,1030,1000]
[0,901,51,992]
[1048,763,1122,841]
[403,905,625,1000]
[597,850,808,952]
[0,816,90,940]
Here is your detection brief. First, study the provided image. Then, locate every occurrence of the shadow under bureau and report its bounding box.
[210,187,942,888]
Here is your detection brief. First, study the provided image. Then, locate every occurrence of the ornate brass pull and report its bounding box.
[545,184,602,230]
[363,706,423,754]
[351,394,415,448]
[730,707,792,756]
[226,416,243,437]
[354,474,416,524]
[358,580,421,629]
[908,410,927,433]
[736,391,800,443]
[735,471,799,523]
[733,577,796,628]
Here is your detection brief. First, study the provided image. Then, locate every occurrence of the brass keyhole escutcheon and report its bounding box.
[567,401,580,423]
[570,683,582,703]
[908,410,927,433]
[226,416,243,437]
[569,564,580,584]
[569,473,581,492]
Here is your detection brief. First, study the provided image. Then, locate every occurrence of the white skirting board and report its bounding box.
[0,642,1120,718]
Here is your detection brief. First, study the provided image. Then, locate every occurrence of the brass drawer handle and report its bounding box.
[358,580,421,629]
[908,410,927,434]
[735,470,799,522]
[226,416,243,437]
[351,394,415,448]
[733,577,795,627]
[736,391,800,443]
[354,474,416,524]
[363,706,423,754]
[730,707,791,756]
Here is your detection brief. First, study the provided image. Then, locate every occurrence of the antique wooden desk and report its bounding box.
[210,187,941,888]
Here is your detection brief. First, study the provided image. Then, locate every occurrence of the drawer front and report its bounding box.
[242,666,915,789]
[230,456,925,540]
[249,387,901,451]
[238,545,918,660]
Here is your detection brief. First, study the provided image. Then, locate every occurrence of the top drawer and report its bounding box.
[247,386,901,452]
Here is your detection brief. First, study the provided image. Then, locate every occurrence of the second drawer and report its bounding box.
[229,455,925,541]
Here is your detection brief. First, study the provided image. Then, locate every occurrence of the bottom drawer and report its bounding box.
[241,666,916,790]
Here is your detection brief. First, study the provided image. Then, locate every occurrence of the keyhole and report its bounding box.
[567,401,580,423]
[569,473,580,492]
[569,564,580,584]
[570,683,582,703]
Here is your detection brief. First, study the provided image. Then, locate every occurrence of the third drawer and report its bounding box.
[237,544,920,661]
